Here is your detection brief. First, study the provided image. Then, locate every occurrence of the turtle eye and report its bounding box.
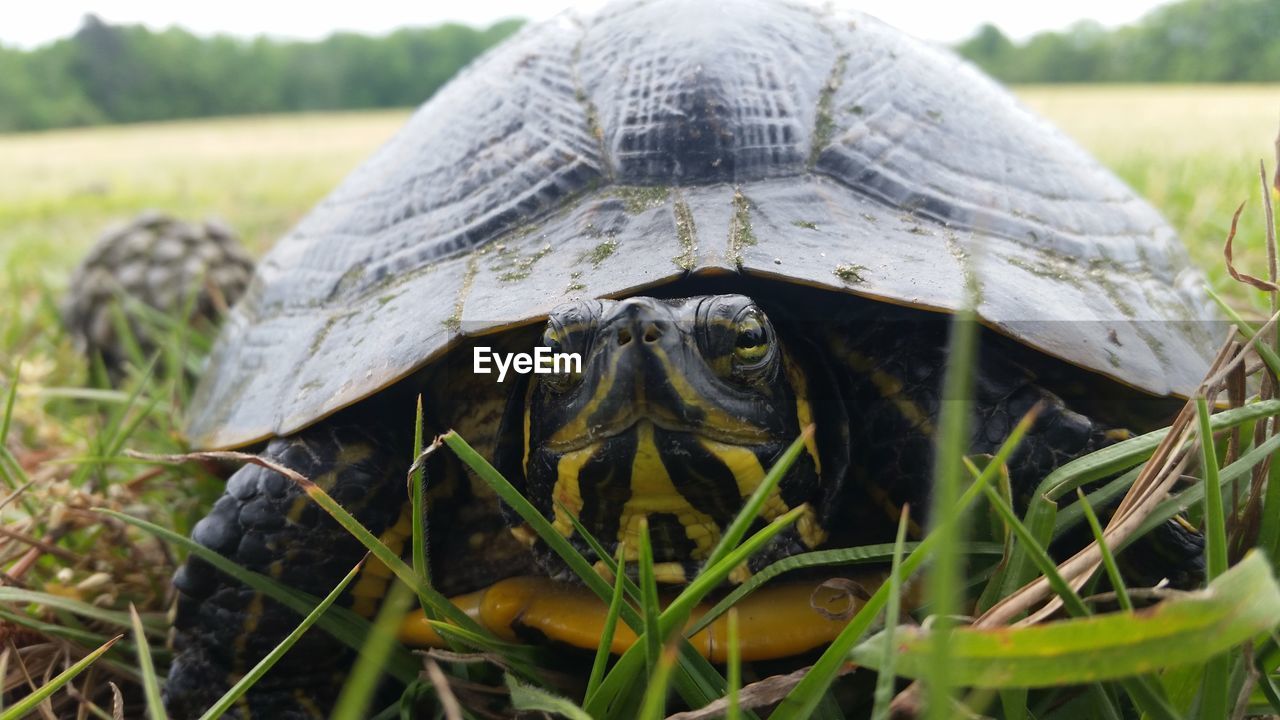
[541,324,564,354]
[538,320,581,392]
[732,308,773,370]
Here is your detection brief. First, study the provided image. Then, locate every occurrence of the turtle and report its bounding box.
[62,211,254,380]
[163,0,1218,716]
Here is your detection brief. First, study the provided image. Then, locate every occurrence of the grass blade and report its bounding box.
[970,463,1195,720]
[638,519,661,675]
[1052,466,1142,537]
[331,579,415,720]
[1034,399,1280,503]
[1261,457,1280,571]
[976,459,1016,614]
[975,473,1088,617]
[1255,651,1280,714]
[0,587,164,638]
[637,645,679,720]
[925,306,979,720]
[727,608,742,720]
[585,551,628,702]
[850,552,1280,687]
[198,559,364,720]
[0,360,17,447]
[1076,489,1131,612]
[506,674,593,720]
[1208,287,1280,379]
[686,543,1004,646]
[1197,397,1229,580]
[558,504,737,715]
[700,426,813,571]
[411,396,430,590]
[0,635,121,720]
[556,499,641,601]
[1196,396,1230,720]
[1127,430,1280,549]
[442,432,611,598]
[0,607,127,654]
[661,507,803,633]
[589,508,805,717]
[871,506,911,720]
[128,605,164,720]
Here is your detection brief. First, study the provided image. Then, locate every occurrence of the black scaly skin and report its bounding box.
[826,313,1205,588]
[165,423,408,719]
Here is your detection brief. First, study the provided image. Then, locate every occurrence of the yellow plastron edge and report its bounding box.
[399,573,893,663]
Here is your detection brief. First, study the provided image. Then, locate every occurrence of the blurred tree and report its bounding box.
[956,23,1014,77]
[3,0,1277,132]
[0,15,523,131]
[957,0,1279,84]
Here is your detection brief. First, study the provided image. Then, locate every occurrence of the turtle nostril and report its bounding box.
[617,328,633,346]
[642,324,662,343]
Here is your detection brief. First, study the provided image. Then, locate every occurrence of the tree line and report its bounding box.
[957,0,1280,83]
[1,0,1277,133]
[0,15,523,132]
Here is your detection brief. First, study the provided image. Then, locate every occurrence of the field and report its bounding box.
[1019,85,1280,295]
[1,86,1280,717]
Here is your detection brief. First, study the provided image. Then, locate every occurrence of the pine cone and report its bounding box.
[62,211,254,377]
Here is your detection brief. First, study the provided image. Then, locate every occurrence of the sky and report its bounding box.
[0,0,1173,49]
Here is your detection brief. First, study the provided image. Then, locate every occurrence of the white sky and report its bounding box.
[0,0,1172,49]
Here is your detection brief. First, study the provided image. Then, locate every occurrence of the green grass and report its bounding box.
[1018,84,1280,311]
[0,110,408,358]
[2,88,1280,717]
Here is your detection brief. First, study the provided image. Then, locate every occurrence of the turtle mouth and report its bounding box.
[537,416,802,571]
[544,409,774,454]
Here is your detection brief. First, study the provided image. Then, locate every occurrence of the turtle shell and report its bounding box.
[187,0,1217,450]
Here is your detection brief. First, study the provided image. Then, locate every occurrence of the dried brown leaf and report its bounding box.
[810,577,872,621]
[1263,161,1278,290]
[424,658,464,720]
[665,664,855,720]
[110,681,124,720]
[1273,120,1280,193]
[124,449,308,484]
[1224,202,1279,292]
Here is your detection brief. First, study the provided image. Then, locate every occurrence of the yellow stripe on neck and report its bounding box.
[618,421,719,560]
[350,502,415,617]
[552,447,592,537]
[782,349,822,474]
[697,436,827,549]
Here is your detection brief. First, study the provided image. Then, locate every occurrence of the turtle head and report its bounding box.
[495,294,848,583]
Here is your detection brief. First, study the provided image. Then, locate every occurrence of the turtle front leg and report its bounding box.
[165,424,407,719]
[399,574,898,662]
